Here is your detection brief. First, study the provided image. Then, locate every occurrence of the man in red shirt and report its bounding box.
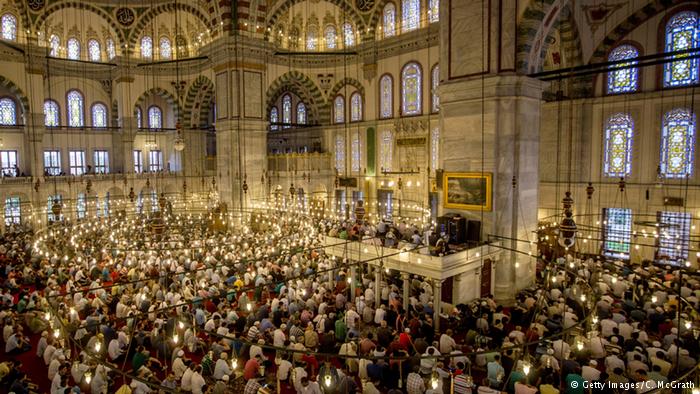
[243,354,262,380]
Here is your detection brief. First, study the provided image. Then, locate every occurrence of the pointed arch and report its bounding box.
[266,71,325,124]
[133,87,181,123]
[34,2,127,46]
[183,75,215,128]
[127,3,212,50]
[0,75,29,115]
[327,77,365,102]
[264,0,366,43]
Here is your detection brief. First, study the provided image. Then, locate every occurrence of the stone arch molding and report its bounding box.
[134,87,182,123]
[264,0,367,42]
[266,71,325,125]
[33,1,128,46]
[327,77,365,100]
[183,75,215,128]
[127,3,212,50]
[0,75,30,115]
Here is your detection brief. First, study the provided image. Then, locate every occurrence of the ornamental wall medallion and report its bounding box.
[27,0,45,12]
[116,8,135,27]
[355,0,375,13]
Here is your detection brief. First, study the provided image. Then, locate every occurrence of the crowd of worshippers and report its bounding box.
[0,216,698,394]
[321,219,450,254]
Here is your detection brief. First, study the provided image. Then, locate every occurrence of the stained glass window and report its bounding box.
[88,39,101,62]
[69,150,85,175]
[141,36,153,59]
[148,106,162,129]
[602,208,632,260]
[335,135,346,173]
[91,103,107,128]
[351,132,360,171]
[343,23,355,47]
[43,151,61,176]
[270,107,279,131]
[431,127,439,171]
[67,38,80,60]
[380,129,393,172]
[297,102,306,125]
[306,29,318,51]
[401,62,422,115]
[43,100,59,127]
[379,75,393,119]
[0,98,15,125]
[350,92,362,121]
[429,0,439,23]
[402,0,420,33]
[431,64,440,112]
[603,113,634,177]
[149,150,163,172]
[76,193,86,219]
[93,150,109,174]
[607,45,639,94]
[49,34,60,57]
[334,96,345,124]
[67,90,84,127]
[160,37,172,59]
[106,38,116,59]
[282,94,292,128]
[656,211,691,265]
[664,11,700,87]
[660,108,695,178]
[135,107,142,128]
[4,197,20,225]
[324,26,337,49]
[383,3,396,38]
[1,14,16,41]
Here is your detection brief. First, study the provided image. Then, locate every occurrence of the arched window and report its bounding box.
[49,34,60,57]
[160,37,172,59]
[664,11,700,87]
[431,127,439,171]
[135,106,142,128]
[141,36,153,58]
[603,113,634,177]
[380,130,393,171]
[297,103,307,125]
[91,103,107,128]
[1,14,16,41]
[324,26,337,49]
[334,95,345,124]
[44,100,59,127]
[0,98,15,125]
[343,23,355,47]
[402,0,420,33]
[431,64,440,112]
[607,44,639,94]
[383,3,396,38]
[335,135,345,173]
[106,38,116,59]
[67,90,84,127]
[306,29,318,51]
[88,39,101,62]
[350,92,362,122]
[282,94,292,128]
[351,132,360,171]
[270,107,279,131]
[660,108,696,178]
[67,38,80,60]
[148,106,162,129]
[380,74,393,119]
[429,0,440,23]
[401,62,422,116]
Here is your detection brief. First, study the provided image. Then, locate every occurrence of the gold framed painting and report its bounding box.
[443,172,492,211]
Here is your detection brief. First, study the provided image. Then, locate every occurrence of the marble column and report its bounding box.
[350,266,356,302]
[401,272,410,313]
[375,266,382,308]
[433,280,442,333]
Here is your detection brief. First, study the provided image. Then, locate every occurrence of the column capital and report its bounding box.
[400,272,410,280]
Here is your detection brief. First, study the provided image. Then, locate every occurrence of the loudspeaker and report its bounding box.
[449,216,467,244]
[467,220,482,245]
[436,169,444,189]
